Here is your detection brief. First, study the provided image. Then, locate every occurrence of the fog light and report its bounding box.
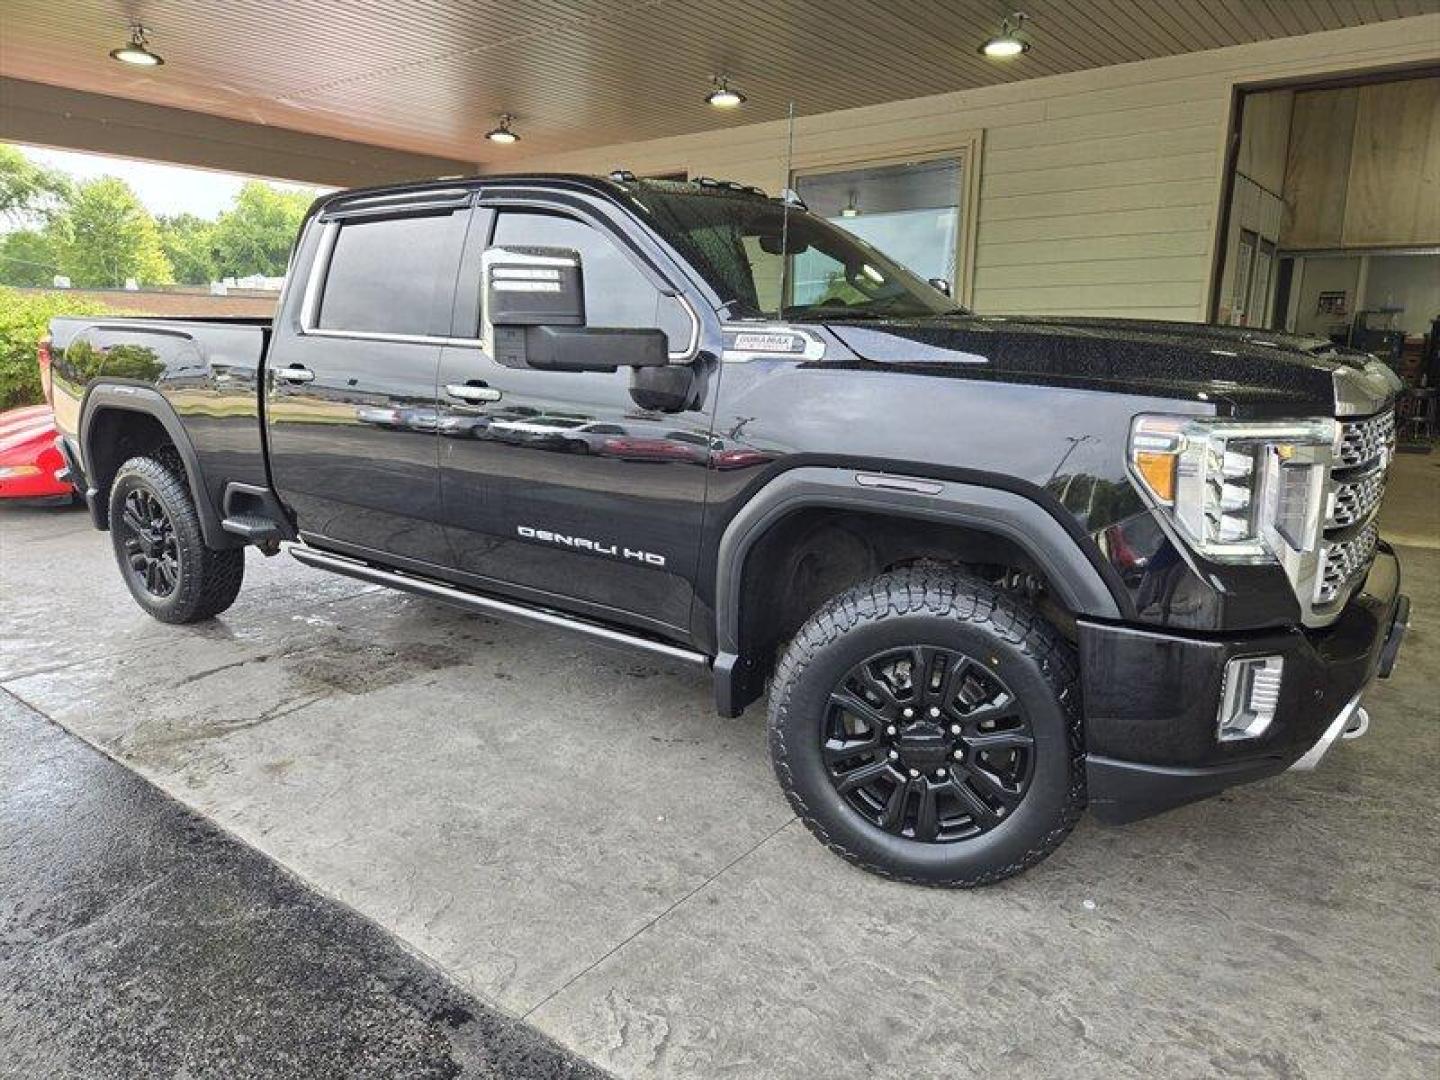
[1218,656,1283,741]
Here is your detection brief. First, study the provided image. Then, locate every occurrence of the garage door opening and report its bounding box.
[1211,66,1440,390]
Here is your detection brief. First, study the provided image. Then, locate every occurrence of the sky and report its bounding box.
[10,143,331,220]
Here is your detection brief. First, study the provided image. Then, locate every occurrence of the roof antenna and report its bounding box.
[779,100,796,317]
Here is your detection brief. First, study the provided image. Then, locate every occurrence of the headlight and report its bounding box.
[1129,415,1337,563]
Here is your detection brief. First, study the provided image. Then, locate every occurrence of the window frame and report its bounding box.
[788,134,982,309]
[474,193,701,363]
[298,205,476,346]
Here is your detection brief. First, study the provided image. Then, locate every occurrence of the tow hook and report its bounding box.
[1341,706,1370,741]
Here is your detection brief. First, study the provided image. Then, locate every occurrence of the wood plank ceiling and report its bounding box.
[2,0,1435,162]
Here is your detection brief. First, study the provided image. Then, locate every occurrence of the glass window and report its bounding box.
[491,212,691,350]
[318,212,463,336]
[633,187,959,322]
[794,159,962,287]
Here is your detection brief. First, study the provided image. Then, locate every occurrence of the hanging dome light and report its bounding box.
[110,24,164,67]
[980,12,1030,59]
[705,76,746,109]
[486,114,520,144]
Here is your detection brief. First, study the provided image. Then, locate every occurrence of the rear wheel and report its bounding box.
[109,453,244,624]
[768,567,1084,886]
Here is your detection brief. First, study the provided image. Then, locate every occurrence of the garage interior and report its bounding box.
[3,3,1440,1079]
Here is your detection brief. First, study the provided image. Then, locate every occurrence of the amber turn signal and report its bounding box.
[1134,450,1177,503]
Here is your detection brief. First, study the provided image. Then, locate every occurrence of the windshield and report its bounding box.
[630,186,963,322]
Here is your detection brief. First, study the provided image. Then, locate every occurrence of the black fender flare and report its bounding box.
[80,384,236,549]
[710,465,1126,716]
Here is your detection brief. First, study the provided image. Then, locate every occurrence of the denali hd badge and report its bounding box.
[517,525,666,567]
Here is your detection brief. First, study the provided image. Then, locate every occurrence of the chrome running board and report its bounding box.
[289,545,710,668]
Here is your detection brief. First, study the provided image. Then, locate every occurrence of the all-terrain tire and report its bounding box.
[768,567,1084,887]
[108,453,245,624]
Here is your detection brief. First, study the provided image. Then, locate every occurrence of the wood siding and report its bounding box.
[1281,88,1358,249]
[1344,77,1440,246]
[3,1,1433,164]
[500,17,1440,322]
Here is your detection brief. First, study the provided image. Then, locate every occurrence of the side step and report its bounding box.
[222,513,285,543]
[288,545,710,668]
[220,482,296,548]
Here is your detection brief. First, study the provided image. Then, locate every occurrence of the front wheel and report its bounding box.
[768,568,1084,887]
[109,453,245,624]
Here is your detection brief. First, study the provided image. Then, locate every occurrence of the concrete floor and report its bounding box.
[2,453,1438,1079]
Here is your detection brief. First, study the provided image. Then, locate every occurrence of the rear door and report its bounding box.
[266,194,470,565]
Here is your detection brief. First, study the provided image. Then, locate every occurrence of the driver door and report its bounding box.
[437,203,716,638]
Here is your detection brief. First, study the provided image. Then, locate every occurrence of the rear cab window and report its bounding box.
[317,212,468,337]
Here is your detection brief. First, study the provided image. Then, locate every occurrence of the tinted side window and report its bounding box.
[319,212,464,336]
[490,212,691,350]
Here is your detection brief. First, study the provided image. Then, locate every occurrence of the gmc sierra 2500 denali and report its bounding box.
[45,174,1410,886]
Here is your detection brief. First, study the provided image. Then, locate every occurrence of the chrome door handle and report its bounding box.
[274,365,315,384]
[446,383,502,403]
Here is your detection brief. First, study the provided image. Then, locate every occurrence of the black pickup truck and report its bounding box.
[45,174,1409,886]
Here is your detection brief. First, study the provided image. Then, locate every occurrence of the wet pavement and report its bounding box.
[1,453,1438,1079]
[0,689,606,1080]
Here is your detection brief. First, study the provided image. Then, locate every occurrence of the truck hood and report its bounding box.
[821,313,1401,418]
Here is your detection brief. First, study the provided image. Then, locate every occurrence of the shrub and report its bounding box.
[0,288,116,410]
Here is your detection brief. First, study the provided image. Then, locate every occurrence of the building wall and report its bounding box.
[495,16,1440,322]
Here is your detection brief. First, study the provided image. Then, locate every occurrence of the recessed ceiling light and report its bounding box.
[110,24,163,67]
[980,12,1030,59]
[486,114,520,144]
[705,76,746,109]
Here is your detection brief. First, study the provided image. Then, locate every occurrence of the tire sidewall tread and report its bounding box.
[768,567,1084,888]
[108,454,244,624]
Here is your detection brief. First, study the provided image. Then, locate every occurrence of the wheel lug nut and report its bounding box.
[908,768,920,778]
[950,724,962,736]
[952,749,964,760]
[889,750,900,760]
[885,725,897,736]
[902,708,914,718]
[929,706,940,718]
[935,768,947,778]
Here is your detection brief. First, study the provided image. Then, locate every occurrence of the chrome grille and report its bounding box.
[1329,465,1386,528]
[1313,408,1393,609]
[1336,410,1395,469]
[1316,523,1379,606]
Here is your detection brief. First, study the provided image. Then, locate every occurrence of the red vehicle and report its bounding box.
[0,403,74,503]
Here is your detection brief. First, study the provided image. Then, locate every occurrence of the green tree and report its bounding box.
[0,288,115,409]
[0,145,71,225]
[0,229,60,287]
[212,181,310,278]
[54,176,173,287]
[157,212,219,285]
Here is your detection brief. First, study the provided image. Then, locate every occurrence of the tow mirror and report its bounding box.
[485,245,666,373]
[485,246,585,327]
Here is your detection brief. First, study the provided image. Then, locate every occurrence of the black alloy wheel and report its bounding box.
[824,646,1034,843]
[108,453,245,624]
[119,486,181,598]
[767,567,1084,886]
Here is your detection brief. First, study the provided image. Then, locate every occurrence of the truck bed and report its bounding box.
[48,315,272,521]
